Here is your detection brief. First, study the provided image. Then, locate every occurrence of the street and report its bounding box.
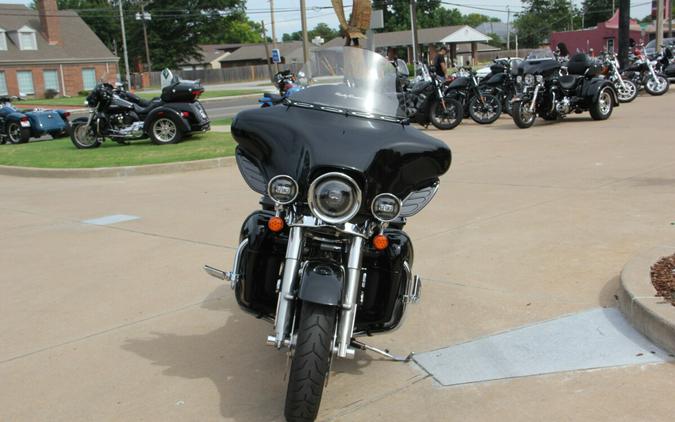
[1,91,675,421]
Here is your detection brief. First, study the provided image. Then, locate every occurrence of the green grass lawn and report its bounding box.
[209,117,233,126]
[20,89,261,107]
[0,131,236,168]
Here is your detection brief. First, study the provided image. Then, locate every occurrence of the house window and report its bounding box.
[43,70,60,92]
[0,72,7,95]
[16,71,34,95]
[607,38,615,53]
[82,68,96,91]
[19,31,37,50]
[0,31,6,51]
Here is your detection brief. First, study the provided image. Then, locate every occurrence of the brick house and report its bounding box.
[0,0,118,98]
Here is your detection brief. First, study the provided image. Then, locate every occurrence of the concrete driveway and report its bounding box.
[1,92,675,421]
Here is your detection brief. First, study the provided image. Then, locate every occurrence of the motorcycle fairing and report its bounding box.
[231,105,451,204]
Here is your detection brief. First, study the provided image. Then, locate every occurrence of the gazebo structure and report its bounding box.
[323,25,493,64]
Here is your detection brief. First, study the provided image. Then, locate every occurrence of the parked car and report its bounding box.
[475,57,521,80]
[0,96,70,144]
[645,37,675,58]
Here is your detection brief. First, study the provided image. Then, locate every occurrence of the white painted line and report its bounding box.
[414,308,672,386]
[82,214,140,226]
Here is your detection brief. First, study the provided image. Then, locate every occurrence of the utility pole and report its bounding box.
[506,5,510,50]
[269,0,280,72]
[618,0,630,68]
[656,0,664,50]
[410,0,420,63]
[118,0,131,86]
[261,21,274,82]
[569,0,574,31]
[300,0,309,67]
[136,3,152,72]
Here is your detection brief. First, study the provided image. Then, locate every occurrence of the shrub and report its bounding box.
[44,89,59,99]
[78,90,90,96]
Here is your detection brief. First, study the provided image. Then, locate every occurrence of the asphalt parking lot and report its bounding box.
[2,92,675,421]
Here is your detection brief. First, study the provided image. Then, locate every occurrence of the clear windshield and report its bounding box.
[526,49,555,60]
[290,47,403,120]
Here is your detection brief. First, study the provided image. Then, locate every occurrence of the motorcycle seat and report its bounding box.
[558,75,583,90]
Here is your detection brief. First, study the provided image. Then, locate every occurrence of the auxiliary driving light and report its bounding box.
[267,175,299,205]
[371,193,401,222]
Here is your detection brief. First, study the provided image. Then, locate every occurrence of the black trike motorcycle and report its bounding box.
[511,50,619,129]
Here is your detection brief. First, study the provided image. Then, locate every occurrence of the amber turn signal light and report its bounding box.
[268,216,285,233]
[372,234,389,251]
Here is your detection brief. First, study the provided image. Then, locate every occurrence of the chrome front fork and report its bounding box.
[529,84,540,113]
[336,236,364,358]
[271,226,304,348]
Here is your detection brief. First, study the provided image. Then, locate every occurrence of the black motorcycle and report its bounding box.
[445,67,502,124]
[622,44,670,96]
[511,51,619,129]
[597,51,638,103]
[654,45,675,80]
[400,63,463,130]
[478,58,521,115]
[70,71,210,149]
[204,47,451,422]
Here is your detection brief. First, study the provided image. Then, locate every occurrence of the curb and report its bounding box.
[0,156,235,178]
[617,245,675,355]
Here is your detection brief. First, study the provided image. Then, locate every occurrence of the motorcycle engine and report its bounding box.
[111,113,136,129]
[555,97,572,115]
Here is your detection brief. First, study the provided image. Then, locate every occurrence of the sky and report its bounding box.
[1,0,655,40]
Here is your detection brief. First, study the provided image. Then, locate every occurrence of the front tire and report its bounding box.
[430,97,463,130]
[149,115,183,145]
[644,73,669,96]
[70,122,102,149]
[5,122,30,144]
[615,80,638,103]
[284,302,337,422]
[468,94,502,124]
[512,100,537,129]
[589,88,613,120]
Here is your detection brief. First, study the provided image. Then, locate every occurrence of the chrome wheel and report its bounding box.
[152,118,177,143]
[7,123,22,143]
[519,102,535,124]
[646,75,668,94]
[615,80,637,102]
[73,124,98,147]
[598,89,612,115]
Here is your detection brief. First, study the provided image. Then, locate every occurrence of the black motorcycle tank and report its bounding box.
[231,105,451,200]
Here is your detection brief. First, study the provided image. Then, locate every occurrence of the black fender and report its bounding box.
[145,106,191,133]
[298,262,344,306]
[72,117,89,124]
[582,78,619,106]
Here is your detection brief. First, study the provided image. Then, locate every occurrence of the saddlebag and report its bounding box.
[161,80,204,103]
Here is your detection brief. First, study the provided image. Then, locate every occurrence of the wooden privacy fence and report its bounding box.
[146,63,304,87]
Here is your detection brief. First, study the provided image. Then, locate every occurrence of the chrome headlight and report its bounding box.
[535,74,544,83]
[371,193,402,222]
[524,74,535,85]
[267,175,298,205]
[308,172,361,224]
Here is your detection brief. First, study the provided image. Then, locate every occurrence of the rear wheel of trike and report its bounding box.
[5,122,30,144]
[70,122,102,149]
[589,87,614,121]
[512,100,537,129]
[149,115,183,145]
[284,301,337,422]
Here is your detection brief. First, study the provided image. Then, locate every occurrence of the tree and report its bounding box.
[581,0,614,27]
[486,32,503,48]
[282,22,340,43]
[514,0,582,47]
[462,13,491,27]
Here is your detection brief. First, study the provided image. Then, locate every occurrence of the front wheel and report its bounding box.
[644,73,670,96]
[5,122,30,144]
[284,301,337,422]
[615,80,638,103]
[512,100,537,129]
[70,122,102,149]
[149,115,183,145]
[589,88,614,120]
[430,97,463,130]
[468,94,502,124]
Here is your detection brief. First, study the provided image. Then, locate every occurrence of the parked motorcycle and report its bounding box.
[259,70,305,107]
[597,51,638,103]
[622,44,670,96]
[400,63,463,129]
[654,45,675,80]
[445,67,502,124]
[0,96,70,144]
[70,70,210,149]
[511,51,619,129]
[478,58,522,115]
[204,47,451,422]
